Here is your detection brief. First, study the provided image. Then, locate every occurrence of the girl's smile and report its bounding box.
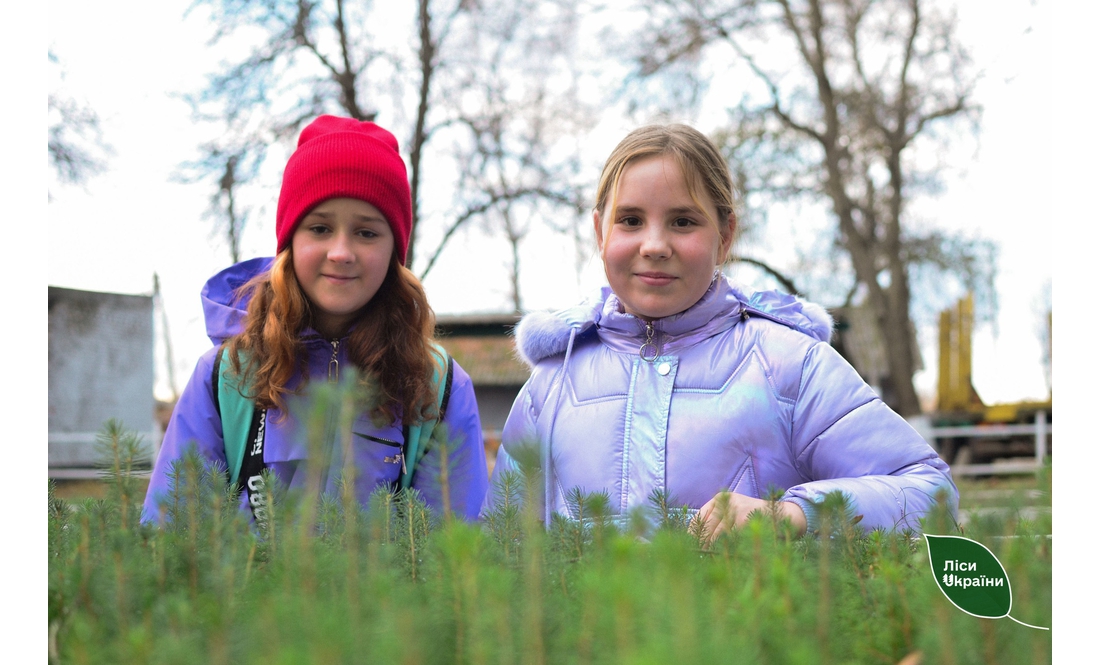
[595,154,734,321]
[636,271,676,286]
[292,197,395,337]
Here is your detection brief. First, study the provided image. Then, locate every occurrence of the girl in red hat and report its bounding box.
[144,116,488,525]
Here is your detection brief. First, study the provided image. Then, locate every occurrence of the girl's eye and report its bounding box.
[672,217,697,228]
[356,229,379,239]
[307,224,331,235]
[618,216,642,227]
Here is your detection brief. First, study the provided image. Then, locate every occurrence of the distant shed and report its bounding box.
[435,314,527,472]
[49,286,156,476]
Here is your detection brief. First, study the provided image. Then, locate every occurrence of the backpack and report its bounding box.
[212,343,455,522]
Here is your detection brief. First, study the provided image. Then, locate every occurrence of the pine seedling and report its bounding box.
[393,487,434,581]
[48,480,69,556]
[413,427,478,522]
[367,484,398,545]
[647,487,691,533]
[625,503,655,542]
[583,490,613,549]
[48,480,74,658]
[920,486,960,536]
[807,490,861,539]
[803,490,862,664]
[335,370,363,552]
[550,487,616,560]
[294,379,342,540]
[161,447,226,536]
[505,438,543,481]
[316,492,344,543]
[481,468,525,562]
[758,485,801,541]
[687,505,711,548]
[557,487,591,560]
[501,437,550,549]
[429,425,454,520]
[94,419,151,531]
[690,491,743,551]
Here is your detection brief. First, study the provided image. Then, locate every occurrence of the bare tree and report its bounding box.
[48,51,110,192]
[178,0,388,262]
[628,0,995,416]
[176,144,260,264]
[182,0,589,287]
[419,0,591,310]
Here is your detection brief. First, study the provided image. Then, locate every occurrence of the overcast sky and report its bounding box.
[47,0,1053,407]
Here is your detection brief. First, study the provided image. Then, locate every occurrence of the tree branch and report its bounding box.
[733,256,804,297]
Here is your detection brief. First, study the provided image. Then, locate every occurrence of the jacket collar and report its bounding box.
[514,276,834,367]
[595,277,742,356]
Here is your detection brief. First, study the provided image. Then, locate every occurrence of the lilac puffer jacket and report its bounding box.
[143,258,488,523]
[481,277,956,532]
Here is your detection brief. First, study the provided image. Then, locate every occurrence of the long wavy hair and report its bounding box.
[223,249,440,424]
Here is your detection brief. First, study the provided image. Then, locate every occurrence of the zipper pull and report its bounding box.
[328,339,340,382]
[383,452,407,476]
[639,321,659,362]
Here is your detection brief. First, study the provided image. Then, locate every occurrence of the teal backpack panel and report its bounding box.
[215,347,255,487]
[400,343,453,488]
[214,343,453,490]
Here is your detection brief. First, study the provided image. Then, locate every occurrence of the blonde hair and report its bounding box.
[594,124,737,253]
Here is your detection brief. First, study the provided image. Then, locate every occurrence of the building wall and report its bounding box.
[468,385,520,436]
[49,287,156,469]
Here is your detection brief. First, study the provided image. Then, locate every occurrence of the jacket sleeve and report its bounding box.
[411,361,488,521]
[141,347,228,524]
[780,341,959,533]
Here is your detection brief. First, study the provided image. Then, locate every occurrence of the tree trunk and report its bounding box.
[407,0,436,268]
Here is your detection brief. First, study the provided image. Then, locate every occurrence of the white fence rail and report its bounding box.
[923,411,1050,476]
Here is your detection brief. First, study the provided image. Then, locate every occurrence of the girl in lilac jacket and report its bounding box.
[481,124,956,537]
[143,116,488,524]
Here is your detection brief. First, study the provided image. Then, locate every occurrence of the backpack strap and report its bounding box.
[213,348,270,524]
[399,343,454,489]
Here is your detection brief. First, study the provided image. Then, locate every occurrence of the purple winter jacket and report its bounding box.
[481,277,957,532]
[142,257,488,523]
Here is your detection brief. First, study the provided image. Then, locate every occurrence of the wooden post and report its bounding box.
[1035,410,1048,463]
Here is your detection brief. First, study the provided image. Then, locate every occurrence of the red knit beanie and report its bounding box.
[275,116,413,264]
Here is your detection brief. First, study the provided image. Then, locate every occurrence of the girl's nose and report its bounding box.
[640,226,671,259]
[328,231,355,262]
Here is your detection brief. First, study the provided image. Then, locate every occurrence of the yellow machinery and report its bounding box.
[933,295,1052,467]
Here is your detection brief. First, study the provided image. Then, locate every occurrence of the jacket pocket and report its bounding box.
[350,422,406,488]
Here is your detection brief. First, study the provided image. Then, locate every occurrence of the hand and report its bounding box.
[693,492,808,542]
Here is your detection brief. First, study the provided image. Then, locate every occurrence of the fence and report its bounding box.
[925,411,1050,476]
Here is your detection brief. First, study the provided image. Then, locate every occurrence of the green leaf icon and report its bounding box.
[925,534,1011,618]
[925,535,1047,630]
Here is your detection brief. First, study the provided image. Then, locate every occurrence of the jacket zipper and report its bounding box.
[328,339,340,382]
[639,320,659,362]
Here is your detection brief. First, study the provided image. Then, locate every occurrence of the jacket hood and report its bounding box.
[200,257,275,344]
[513,277,833,367]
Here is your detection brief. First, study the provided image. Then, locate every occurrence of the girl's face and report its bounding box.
[292,197,395,338]
[595,154,734,321]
